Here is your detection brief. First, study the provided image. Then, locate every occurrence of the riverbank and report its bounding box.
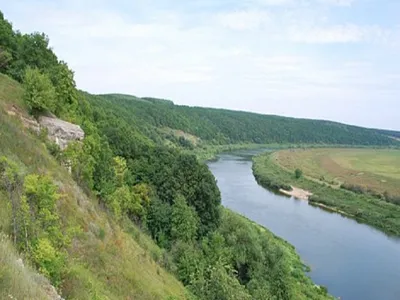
[252,152,400,237]
[189,143,399,162]
[221,209,334,300]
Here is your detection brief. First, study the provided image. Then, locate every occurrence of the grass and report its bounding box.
[0,73,189,299]
[253,152,400,237]
[0,233,53,300]
[275,148,400,196]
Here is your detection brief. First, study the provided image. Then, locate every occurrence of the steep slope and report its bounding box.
[0,73,334,300]
[0,74,189,300]
[95,94,399,147]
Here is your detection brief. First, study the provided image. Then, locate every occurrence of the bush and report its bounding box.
[33,238,65,287]
[294,169,303,179]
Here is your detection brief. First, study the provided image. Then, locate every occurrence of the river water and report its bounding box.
[207,150,400,300]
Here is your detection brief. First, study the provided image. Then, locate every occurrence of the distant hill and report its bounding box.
[97,94,174,105]
[374,128,400,140]
[95,94,399,147]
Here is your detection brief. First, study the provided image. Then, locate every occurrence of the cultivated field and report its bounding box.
[274,148,400,197]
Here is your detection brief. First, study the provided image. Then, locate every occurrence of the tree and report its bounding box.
[146,198,172,248]
[12,32,58,81]
[171,195,199,242]
[0,12,16,73]
[48,61,78,117]
[0,48,12,70]
[295,168,303,179]
[23,67,56,113]
[113,156,128,187]
[63,141,95,191]
[22,174,62,246]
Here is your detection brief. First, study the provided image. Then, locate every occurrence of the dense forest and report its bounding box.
[0,11,334,299]
[92,93,399,147]
[374,128,400,139]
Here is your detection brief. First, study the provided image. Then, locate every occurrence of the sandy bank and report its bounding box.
[279,186,313,200]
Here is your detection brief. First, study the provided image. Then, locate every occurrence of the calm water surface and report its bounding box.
[207,150,400,300]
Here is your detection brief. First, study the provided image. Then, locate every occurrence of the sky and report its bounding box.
[3,0,400,130]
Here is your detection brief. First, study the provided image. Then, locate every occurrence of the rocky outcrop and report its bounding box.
[7,105,40,133]
[38,116,84,150]
[7,106,84,150]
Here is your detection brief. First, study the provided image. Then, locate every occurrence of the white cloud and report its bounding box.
[288,24,388,43]
[316,0,355,6]
[216,10,271,30]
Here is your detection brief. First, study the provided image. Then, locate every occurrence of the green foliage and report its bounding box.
[48,61,78,117]
[0,48,12,70]
[22,174,63,246]
[147,198,173,248]
[168,209,332,300]
[171,195,199,242]
[63,141,95,190]
[33,237,65,287]
[23,67,56,112]
[92,93,398,147]
[0,159,67,286]
[113,156,128,187]
[191,264,252,300]
[295,168,303,179]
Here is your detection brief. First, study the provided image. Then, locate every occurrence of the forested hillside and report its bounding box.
[0,11,332,300]
[374,128,400,139]
[93,93,398,146]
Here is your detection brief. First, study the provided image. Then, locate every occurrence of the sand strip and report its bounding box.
[279,186,313,200]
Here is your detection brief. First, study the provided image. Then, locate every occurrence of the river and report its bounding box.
[207,149,400,300]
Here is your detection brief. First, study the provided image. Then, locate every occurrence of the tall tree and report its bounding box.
[23,67,56,113]
[171,195,199,242]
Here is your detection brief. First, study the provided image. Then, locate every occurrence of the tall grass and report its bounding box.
[0,234,51,300]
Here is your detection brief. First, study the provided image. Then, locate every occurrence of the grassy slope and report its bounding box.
[0,74,189,300]
[275,148,400,196]
[253,151,400,237]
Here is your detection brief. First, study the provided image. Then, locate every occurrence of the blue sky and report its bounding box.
[3,0,400,130]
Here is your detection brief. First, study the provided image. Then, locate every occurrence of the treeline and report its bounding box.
[0,12,78,120]
[96,93,398,146]
[1,11,331,299]
[374,129,400,139]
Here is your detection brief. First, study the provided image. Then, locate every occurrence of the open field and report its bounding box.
[274,148,400,197]
[253,152,400,236]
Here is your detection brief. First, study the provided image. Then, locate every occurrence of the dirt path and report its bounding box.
[279,186,313,200]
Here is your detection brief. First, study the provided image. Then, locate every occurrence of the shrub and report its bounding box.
[294,169,303,179]
[33,238,65,287]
